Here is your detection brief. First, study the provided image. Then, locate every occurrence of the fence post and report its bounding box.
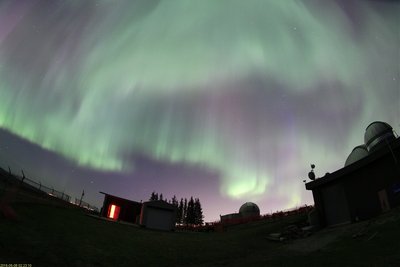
[7,166,12,182]
[79,190,85,207]
[21,169,25,184]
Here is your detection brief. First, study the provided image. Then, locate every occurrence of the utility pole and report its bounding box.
[79,189,85,207]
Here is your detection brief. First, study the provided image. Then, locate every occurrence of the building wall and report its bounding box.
[220,213,241,222]
[343,152,400,222]
[142,207,175,230]
[344,165,383,222]
[311,189,325,226]
[101,195,142,223]
[321,183,351,226]
[140,201,177,231]
[313,145,400,227]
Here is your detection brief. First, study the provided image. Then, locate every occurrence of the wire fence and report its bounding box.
[22,175,71,202]
[0,154,99,212]
[1,166,98,212]
[0,164,99,213]
[0,155,71,203]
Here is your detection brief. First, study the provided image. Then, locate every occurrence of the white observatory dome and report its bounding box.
[239,202,260,217]
[345,145,369,166]
[364,121,395,152]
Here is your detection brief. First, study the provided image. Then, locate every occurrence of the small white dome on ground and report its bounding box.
[239,202,260,217]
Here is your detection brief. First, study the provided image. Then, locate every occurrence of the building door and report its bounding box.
[322,184,351,226]
[107,204,121,220]
[378,189,390,212]
[146,208,172,230]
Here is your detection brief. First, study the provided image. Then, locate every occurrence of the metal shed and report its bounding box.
[140,200,177,231]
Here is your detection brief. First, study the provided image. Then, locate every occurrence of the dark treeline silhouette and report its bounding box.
[149,192,204,225]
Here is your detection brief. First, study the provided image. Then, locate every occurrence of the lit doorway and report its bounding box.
[107,204,121,220]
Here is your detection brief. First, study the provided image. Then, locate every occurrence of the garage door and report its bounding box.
[146,208,172,230]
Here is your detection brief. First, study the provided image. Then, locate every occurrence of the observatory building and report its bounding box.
[305,121,400,227]
[239,202,261,217]
[220,202,260,223]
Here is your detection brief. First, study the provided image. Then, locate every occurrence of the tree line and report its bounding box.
[149,192,204,225]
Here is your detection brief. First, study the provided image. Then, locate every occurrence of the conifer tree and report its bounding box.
[171,195,178,206]
[194,198,204,225]
[183,198,188,225]
[177,198,184,224]
[149,191,157,201]
[148,193,203,225]
[186,197,195,224]
[170,195,178,223]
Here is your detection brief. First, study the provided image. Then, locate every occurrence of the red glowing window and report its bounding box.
[107,204,120,220]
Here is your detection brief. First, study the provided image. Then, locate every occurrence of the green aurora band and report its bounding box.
[0,0,398,205]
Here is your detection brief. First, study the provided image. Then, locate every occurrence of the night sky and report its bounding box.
[0,0,399,221]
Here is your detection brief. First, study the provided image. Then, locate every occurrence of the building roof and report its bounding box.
[142,200,176,210]
[221,212,239,217]
[306,137,400,190]
[99,191,141,205]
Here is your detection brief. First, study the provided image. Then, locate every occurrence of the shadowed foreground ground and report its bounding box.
[1,185,400,267]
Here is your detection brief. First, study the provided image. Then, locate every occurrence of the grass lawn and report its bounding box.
[1,187,400,266]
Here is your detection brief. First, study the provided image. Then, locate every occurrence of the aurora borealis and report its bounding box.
[0,0,399,221]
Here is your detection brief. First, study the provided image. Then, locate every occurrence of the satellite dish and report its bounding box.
[307,163,316,181]
[308,171,315,181]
